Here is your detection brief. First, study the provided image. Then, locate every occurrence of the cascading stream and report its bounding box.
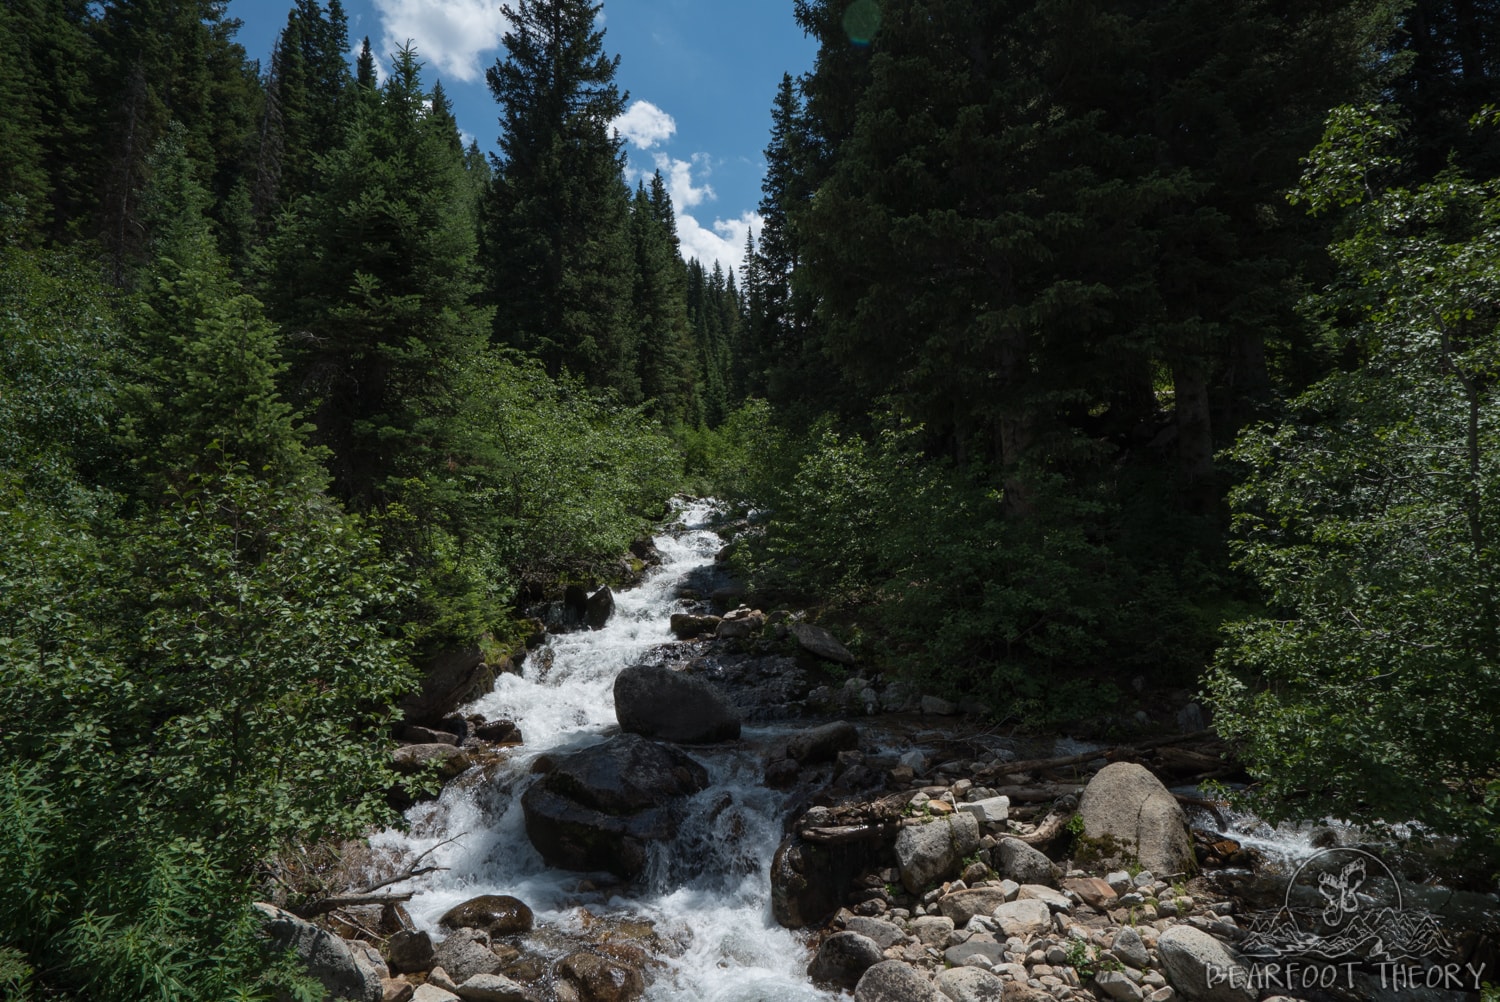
[372,499,839,1002]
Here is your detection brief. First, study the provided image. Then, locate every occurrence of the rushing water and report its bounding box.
[371,499,839,1002]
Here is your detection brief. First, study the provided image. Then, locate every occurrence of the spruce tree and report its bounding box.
[255,0,351,215]
[90,0,261,278]
[629,173,695,424]
[261,44,489,510]
[483,0,636,395]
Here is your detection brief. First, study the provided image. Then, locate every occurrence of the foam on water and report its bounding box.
[370,499,839,1001]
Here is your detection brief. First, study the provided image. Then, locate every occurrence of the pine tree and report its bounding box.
[482,0,636,394]
[122,126,319,494]
[261,44,489,510]
[753,71,839,421]
[255,0,351,215]
[736,229,766,398]
[90,0,261,279]
[629,175,695,424]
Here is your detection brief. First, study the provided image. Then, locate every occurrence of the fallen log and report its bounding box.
[799,822,903,845]
[982,730,1218,778]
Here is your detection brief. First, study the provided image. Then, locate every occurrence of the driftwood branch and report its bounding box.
[1014,808,1073,847]
[296,892,415,917]
[292,834,463,918]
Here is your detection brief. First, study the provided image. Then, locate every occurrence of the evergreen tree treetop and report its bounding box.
[488,0,625,161]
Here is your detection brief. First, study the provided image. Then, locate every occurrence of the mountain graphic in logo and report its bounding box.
[1239,848,1454,963]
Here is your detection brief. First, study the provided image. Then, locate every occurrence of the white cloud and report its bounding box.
[676,210,762,278]
[611,100,676,150]
[372,0,509,84]
[653,152,714,209]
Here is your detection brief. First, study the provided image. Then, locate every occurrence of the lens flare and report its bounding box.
[842,0,881,45]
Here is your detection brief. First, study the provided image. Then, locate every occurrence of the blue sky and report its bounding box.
[229,0,820,276]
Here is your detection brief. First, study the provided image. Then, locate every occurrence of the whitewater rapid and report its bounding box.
[371,499,838,1001]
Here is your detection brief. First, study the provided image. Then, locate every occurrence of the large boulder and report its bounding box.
[854,961,945,1002]
[842,916,907,949]
[1156,925,1257,1002]
[399,647,494,726]
[791,623,855,664]
[392,743,474,781]
[785,720,859,764]
[894,814,980,894]
[771,835,883,928]
[439,895,534,937]
[1077,762,1195,875]
[585,586,614,630]
[994,837,1057,885]
[991,899,1053,939]
[386,928,435,973]
[521,734,709,879]
[936,888,1010,927]
[253,903,382,1002]
[452,973,531,1002]
[669,613,721,639]
[613,664,741,744]
[556,951,645,1002]
[934,967,1007,1002]
[431,928,503,983]
[807,931,884,988]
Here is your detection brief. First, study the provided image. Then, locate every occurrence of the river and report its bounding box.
[371,499,840,1001]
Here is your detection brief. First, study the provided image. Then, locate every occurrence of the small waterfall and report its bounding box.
[371,499,839,1001]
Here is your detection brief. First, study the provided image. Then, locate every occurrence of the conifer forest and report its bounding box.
[2,0,1499,998]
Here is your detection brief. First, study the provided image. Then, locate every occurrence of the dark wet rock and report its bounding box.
[613,664,741,744]
[586,586,614,630]
[791,623,855,665]
[685,651,816,721]
[473,718,523,745]
[400,647,493,726]
[439,895,534,937]
[714,608,765,639]
[669,613,721,639]
[555,951,644,1002]
[771,835,887,929]
[762,757,800,787]
[521,734,709,879]
[385,928,434,973]
[786,720,858,765]
[392,743,473,780]
[398,723,460,745]
[807,931,884,989]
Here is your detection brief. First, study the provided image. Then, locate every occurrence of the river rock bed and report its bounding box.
[257,503,1498,1002]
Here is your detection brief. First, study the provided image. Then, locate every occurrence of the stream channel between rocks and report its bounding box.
[372,499,842,1002]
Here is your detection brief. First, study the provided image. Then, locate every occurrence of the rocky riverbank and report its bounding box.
[251,507,1497,1002]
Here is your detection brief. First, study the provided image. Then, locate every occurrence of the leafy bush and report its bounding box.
[0,469,414,1000]
[447,349,682,591]
[678,398,797,505]
[733,419,1219,720]
[1207,107,1500,862]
